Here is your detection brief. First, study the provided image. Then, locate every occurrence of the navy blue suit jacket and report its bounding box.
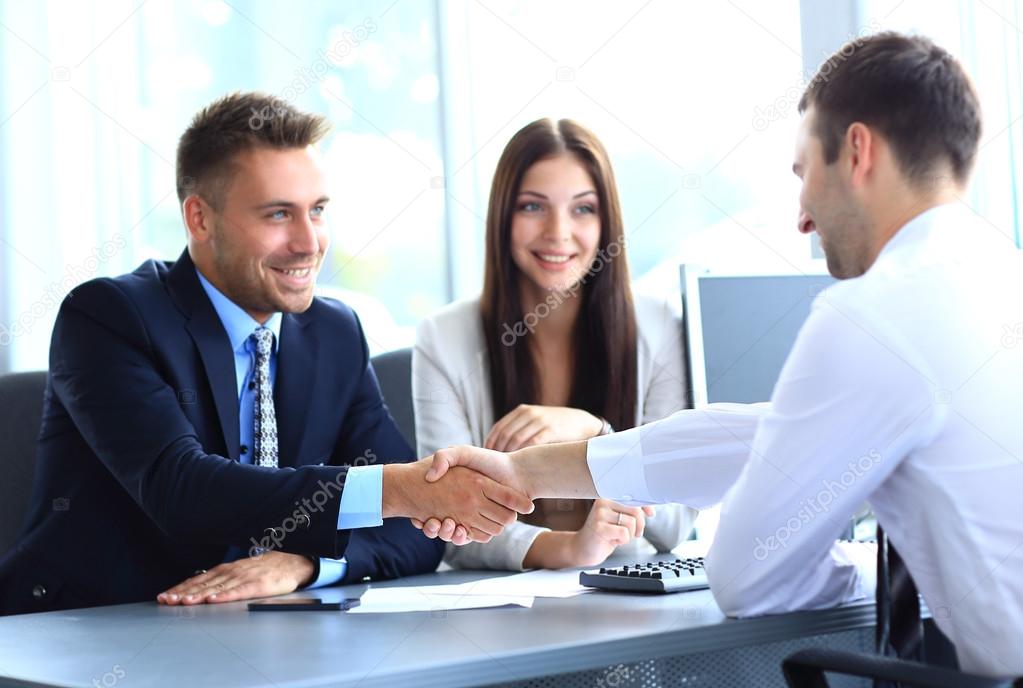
[0,250,442,615]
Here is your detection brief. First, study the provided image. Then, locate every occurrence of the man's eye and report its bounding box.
[269,210,288,220]
[311,206,325,217]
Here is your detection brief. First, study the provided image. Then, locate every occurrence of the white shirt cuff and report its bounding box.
[586,428,655,505]
[336,464,384,530]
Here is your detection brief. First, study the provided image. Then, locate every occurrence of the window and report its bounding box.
[0,0,446,369]
[442,0,810,305]
[863,0,1023,249]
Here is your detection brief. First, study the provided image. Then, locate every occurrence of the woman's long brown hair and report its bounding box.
[480,118,638,431]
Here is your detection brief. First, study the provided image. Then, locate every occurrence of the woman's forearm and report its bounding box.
[521,531,579,569]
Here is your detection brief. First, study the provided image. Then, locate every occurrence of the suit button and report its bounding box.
[31,584,47,600]
[295,514,310,528]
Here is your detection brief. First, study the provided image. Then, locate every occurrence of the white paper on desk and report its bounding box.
[348,587,534,614]
[428,569,591,599]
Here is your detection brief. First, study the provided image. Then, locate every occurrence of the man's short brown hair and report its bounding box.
[175,92,331,208]
[799,32,981,186]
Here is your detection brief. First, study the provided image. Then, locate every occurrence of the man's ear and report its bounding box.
[844,122,875,188]
[182,195,214,243]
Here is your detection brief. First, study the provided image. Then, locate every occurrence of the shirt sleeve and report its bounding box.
[309,463,385,588]
[411,320,478,457]
[629,298,699,552]
[586,402,771,507]
[335,464,383,530]
[705,293,945,617]
[306,557,347,589]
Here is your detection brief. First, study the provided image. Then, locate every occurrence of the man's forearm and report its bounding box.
[514,440,598,499]
[381,462,417,519]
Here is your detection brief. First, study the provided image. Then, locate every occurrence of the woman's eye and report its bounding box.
[518,202,542,212]
[574,204,596,215]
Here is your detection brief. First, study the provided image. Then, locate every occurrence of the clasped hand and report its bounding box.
[412,445,533,546]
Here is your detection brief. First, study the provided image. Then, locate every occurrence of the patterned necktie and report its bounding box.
[875,525,923,688]
[251,327,279,468]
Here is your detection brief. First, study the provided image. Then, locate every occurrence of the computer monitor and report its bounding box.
[680,266,835,406]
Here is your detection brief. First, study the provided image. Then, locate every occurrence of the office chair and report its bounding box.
[0,370,47,556]
[782,648,1021,687]
[369,347,416,451]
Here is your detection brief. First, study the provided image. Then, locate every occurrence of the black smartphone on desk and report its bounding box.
[248,597,360,612]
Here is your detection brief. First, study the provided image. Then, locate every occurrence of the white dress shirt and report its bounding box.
[414,293,697,570]
[587,204,1023,677]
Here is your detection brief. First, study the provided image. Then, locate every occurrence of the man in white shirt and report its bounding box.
[417,33,1023,677]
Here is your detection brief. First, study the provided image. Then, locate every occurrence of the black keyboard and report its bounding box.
[579,557,709,594]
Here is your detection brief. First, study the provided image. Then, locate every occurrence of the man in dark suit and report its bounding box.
[0,92,531,615]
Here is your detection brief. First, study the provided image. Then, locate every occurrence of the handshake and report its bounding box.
[384,440,600,545]
[383,445,537,546]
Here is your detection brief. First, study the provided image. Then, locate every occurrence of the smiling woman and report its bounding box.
[412,118,697,571]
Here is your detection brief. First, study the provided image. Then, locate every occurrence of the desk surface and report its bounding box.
[0,550,876,688]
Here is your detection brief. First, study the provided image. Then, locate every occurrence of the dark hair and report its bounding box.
[480,118,638,432]
[175,92,331,208]
[799,32,981,185]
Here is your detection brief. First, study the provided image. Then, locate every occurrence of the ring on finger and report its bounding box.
[616,512,623,526]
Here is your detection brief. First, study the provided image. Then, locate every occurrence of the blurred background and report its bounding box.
[1,0,1020,372]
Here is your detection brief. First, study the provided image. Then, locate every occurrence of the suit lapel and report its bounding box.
[274,311,316,468]
[166,250,241,461]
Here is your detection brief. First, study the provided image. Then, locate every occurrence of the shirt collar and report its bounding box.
[873,202,966,266]
[195,267,282,354]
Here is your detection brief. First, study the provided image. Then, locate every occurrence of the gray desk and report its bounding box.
[0,554,878,688]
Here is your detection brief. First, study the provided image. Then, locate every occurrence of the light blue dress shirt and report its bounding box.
[196,269,383,588]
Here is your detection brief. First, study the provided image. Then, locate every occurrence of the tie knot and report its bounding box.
[252,327,274,356]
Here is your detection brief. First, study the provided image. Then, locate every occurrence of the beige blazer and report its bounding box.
[413,293,697,570]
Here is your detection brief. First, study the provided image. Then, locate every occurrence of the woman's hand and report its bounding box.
[485,404,603,452]
[567,499,656,567]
